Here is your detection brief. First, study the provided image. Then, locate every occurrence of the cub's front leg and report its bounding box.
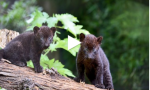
[104,69,114,89]
[75,62,85,82]
[95,57,105,89]
[74,52,85,82]
[30,51,43,73]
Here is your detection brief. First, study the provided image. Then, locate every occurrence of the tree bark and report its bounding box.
[0,60,103,90]
[0,29,19,48]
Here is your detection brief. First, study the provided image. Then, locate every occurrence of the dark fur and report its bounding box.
[75,33,114,89]
[0,26,56,73]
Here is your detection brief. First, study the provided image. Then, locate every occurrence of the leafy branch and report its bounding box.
[26,10,90,77]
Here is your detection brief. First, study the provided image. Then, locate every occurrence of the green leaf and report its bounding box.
[47,58,55,68]
[42,12,49,18]
[40,54,49,69]
[68,44,80,56]
[57,68,75,77]
[26,10,48,31]
[55,14,79,37]
[53,31,61,42]
[75,25,90,35]
[55,38,80,56]
[47,17,58,27]
[52,60,64,69]
[55,38,68,50]
[63,68,75,77]
[40,54,49,61]
[27,60,34,68]
[55,14,78,22]
[49,43,57,52]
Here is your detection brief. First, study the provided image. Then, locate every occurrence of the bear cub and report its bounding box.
[0,26,56,73]
[75,33,114,89]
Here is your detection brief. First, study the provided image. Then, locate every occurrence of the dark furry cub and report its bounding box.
[0,26,56,73]
[75,33,114,89]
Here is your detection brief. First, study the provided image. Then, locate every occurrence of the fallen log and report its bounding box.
[0,60,103,90]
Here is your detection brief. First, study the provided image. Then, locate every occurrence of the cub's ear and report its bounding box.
[51,27,56,36]
[33,26,40,34]
[97,36,103,44]
[80,33,85,42]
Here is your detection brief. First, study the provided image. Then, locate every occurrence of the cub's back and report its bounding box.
[5,31,34,48]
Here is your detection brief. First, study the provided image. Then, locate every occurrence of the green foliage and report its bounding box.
[70,0,148,90]
[27,10,89,36]
[0,87,6,90]
[101,1,148,90]
[0,0,42,32]
[26,11,90,77]
[27,54,75,77]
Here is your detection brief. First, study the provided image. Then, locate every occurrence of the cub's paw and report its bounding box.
[35,66,43,73]
[95,84,105,89]
[74,77,80,82]
[105,85,113,90]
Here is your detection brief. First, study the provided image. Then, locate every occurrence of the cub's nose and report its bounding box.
[87,53,94,59]
[44,43,50,49]
[45,43,49,47]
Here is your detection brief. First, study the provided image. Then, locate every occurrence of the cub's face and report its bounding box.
[80,33,103,59]
[34,26,56,49]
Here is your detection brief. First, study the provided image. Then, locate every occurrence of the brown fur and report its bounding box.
[0,26,56,73]
[75,33,114,89]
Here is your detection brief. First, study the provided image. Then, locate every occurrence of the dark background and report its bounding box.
[0,0,149,90]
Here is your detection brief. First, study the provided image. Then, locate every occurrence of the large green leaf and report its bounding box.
[55,38,80,56]
[55,14,78,22]
[26,10,48,30]
[55,14,79,37]
[57,68,75,77]
[47,17,58,27]
[75,25,90,35]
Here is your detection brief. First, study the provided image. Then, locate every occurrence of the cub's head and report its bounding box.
[80,33,103,59]
[33,26,56,49]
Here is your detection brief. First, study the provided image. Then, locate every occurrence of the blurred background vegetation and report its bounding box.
[0,0,149,90]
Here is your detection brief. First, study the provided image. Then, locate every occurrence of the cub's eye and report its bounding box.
[93,48,98,54]
[48,37,51,40]
[84,47,88,52]
[94,50,97,54]
[40,37,44,40]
